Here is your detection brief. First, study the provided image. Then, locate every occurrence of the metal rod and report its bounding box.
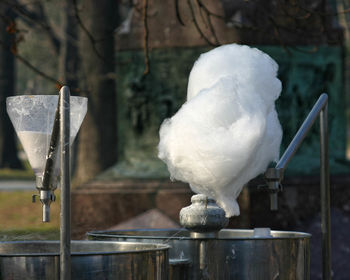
[199,241,209,280]
[276,93,328,171]
[41,190,52,222]
[43,203,50,221]
[320,104,331,280]
[42,96,61,190]
[60,86,71,280]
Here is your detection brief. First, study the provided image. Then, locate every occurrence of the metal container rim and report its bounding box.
[0,240,170,257]
[87,228,311,240]
[7,95,88,101]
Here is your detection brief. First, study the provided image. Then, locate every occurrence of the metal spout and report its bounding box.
[40,190,56,222]
[42,204,50,222]
[33,177,57,222]
[264,168,283,211]
[32,189,56,223]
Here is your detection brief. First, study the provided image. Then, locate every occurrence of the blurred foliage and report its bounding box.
[0,229,59,241]
[0,168,33,180]
[15,0,61,94]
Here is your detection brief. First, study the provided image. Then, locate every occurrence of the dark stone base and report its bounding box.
[72,179,190,239]
[71,179,250,239]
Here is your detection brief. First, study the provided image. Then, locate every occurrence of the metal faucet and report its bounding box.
[32,177,57,222]
[264,93,331,280]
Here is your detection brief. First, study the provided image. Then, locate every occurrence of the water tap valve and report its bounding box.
[32,176,57,222]
[263,168,284,210]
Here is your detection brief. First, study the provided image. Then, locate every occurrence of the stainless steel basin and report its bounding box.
[88,228,311,280]
[0,240,169,280]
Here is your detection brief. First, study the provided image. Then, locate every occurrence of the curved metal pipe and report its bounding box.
[264,93,331,280]
[276,93,328,170]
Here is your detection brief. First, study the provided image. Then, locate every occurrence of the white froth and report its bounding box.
[158,44,282,217]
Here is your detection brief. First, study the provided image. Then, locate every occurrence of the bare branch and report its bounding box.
[187,0,217,46]
[268,15,291,55]
[196,0,220,45]
[72,0,104,60]
[0,37,61,87]
[206,10,219,45]
[15,52,62,87]
[197,0,225,20]
[275,0,311,21]
[143,0,150,76]
[0,34,85,93]
[7,0,60,54]
[295,0,349,17]
[175,0,185,26]
[198,0,208,28]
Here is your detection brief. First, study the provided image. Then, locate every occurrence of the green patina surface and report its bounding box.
[261,46,347,176]
[100,45,348,179]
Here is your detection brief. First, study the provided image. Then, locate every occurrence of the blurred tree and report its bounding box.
[56,0,80,175]
[0,0,343,182]
[0,2,22,169]
[74,0,119,185]
[58,0,78,90]
[0,0,62,169]
[0,0,119,183]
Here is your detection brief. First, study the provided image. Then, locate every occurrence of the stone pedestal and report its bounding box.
[71,180,190,239]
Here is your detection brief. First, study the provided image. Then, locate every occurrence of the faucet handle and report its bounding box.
[257,182,283,192]
[263,167,284,211]
[32,194,38,203]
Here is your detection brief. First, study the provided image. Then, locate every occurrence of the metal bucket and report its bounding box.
[88,229,310,280]
[0,240,169,280]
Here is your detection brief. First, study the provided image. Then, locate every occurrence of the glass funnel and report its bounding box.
[6,95,87,178]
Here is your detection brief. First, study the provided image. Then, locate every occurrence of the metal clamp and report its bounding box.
[32,190,56,222]
[262,168,284,210]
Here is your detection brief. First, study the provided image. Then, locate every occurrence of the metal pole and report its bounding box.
[276,93,328,170]
[199,240,209,280]
[60,86,71,280]
[320,104,332,280]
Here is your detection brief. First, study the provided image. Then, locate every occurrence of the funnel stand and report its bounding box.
[60,86,71,280]
[6,89,88,280]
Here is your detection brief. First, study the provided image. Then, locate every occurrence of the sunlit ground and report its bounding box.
[0,160,59,241]
[0,191,60,240]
